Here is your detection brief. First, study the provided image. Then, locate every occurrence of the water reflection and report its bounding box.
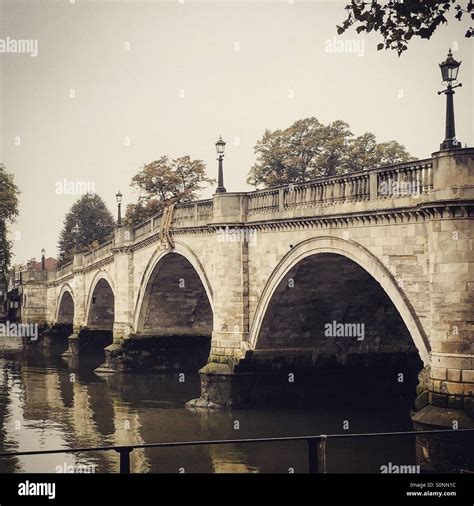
[0,346,416,473]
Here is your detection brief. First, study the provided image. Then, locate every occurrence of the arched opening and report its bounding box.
[57,291,74,325]
[87,278,115,331]
[82,278,115,354]
[238,251,426,471]
[248,252,423,411]
[133,252,213,371]
[51,290,74,341]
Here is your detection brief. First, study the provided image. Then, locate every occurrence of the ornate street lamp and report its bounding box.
[41,248,46,270]
[116,191,123,227]
[438,49,462,150]
[72,223,80,254]
[215,136,227,193]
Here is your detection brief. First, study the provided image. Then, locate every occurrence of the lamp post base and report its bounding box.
[440,139,462,151]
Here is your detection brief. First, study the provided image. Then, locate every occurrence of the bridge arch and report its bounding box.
[85,271,115,331]
[250,235,430,365]
[56,284,75,324]
[133,241,213,336]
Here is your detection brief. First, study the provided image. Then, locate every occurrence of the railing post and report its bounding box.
[318,435,327,473]
[278,188,284,211]
[369,171,378,200]
[307,438,319,473]
[116,447,132,474]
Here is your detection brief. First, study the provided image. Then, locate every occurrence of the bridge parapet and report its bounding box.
[245,158,436,220]
[376,159,433,199]
[172,199,214,226]
[133,199,214,240]
[55,262,74,280]
[83,240,114,267]
[42,148,474,283]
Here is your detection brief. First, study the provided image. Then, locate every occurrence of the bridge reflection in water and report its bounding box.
[0,346,418,474]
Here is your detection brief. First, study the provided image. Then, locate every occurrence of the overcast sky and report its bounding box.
[1,0,472,265]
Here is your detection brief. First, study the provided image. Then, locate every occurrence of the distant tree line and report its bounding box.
[0,164,20,276]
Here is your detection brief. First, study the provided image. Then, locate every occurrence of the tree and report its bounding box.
[125,155,214,226]
[317,121,354,177]
[58,194,115,266]
[247,118,340,187]
[247,117,415,188]
[375,140,416,165]
[337,1,473,56]
[347,132,379,172]
[0,164,20,276]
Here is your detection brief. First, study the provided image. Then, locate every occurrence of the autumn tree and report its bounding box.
[58,194,115,266]
[125,156,214,226]
[0,164,20,276]
[247,117,414,188]
[247,118,350,186]
[337,0,473,56]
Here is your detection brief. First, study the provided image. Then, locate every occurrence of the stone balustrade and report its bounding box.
[46,153,466,282]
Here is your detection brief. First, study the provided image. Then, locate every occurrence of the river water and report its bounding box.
[0,345,417,474]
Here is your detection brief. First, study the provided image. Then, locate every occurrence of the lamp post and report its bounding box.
[116,191,123,227]
[215,136,226,193]
[438,49,462,150]
[72,224,81,255]
[41,248,46,271]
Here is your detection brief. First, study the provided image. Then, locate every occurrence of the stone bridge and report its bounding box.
[20,148,474,470]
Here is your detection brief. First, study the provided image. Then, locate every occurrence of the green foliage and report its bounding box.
[125,155,214,226]
[0,164,20,275]
[247,118,415,188]
[58,194,115,266]
[337,0,473,56]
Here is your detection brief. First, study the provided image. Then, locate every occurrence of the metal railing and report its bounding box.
[0,428,472,474]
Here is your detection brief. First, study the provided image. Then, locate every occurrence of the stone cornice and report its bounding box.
[111,246,134,256]
[210,201,474,232]
[82,256,114,273]
[47,273,74,288]
[48,200,473,278]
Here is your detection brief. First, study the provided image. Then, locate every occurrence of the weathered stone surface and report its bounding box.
[414,390,429,411]
[412,404,474,472]
[96,335,211,373]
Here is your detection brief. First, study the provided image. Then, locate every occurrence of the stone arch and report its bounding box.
[250,235,430,365]
[85,271,115,331]
[55,284,75,324]
[133,241,213,336]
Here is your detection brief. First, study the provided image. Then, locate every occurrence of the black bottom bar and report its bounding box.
[0,474,473,506]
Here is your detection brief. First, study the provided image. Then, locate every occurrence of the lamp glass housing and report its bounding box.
[215,137,226,155]
[440,50,461,83]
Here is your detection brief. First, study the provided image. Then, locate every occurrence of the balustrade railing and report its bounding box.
[248,190,279,214]
[172,203,197,224]
[55,262,73,279]
[133,200,214,238]
[284,173,370,209]
[376,160,433,199]
[246,160,432,215]
[134,220,153,239]
[196,199,213,220]
[49,160,434,278]
[83,240,113,265]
